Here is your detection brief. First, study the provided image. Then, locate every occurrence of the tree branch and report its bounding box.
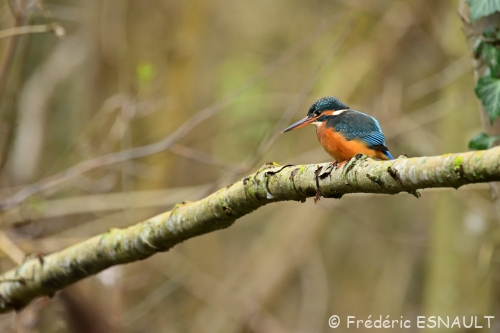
[0,148,498,312]
[0,17,341,211]
[0,23,65,40]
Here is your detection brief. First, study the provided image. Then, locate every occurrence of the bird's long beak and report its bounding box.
[281,116,316,133]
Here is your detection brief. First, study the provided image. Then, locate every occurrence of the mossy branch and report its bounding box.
[0,148,499,312]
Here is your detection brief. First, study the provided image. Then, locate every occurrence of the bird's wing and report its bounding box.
[358,131,389,151]
[332,110,389,151]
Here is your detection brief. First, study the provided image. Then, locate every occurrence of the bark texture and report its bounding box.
[0,148,499,312]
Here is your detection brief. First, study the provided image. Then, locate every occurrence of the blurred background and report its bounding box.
[0,0,496,332]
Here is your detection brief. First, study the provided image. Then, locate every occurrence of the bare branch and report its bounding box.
[252,16,354,163]
[0,16,341,210]
[0,148,497,312]
[0,231,24,264]
[6,0,17,18]
[168,144,244,172]
[3,184,211,225]
[0,23,65,40]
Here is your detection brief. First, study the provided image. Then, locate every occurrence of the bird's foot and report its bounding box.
[333,160,348,169]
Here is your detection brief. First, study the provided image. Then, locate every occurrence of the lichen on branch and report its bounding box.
[0,147,499,312]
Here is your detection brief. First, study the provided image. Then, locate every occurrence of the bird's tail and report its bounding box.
[383,150,394,160]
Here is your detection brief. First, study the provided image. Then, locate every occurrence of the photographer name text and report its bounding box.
[328,315,494,329]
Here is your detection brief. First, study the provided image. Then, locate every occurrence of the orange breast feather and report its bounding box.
[316,124,387,162]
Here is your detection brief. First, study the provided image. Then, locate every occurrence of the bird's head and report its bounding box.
[282,96,349,133]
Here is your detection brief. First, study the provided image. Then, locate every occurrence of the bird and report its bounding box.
[282,96,393,164]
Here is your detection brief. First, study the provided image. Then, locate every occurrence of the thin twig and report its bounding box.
[0,0,27,176]
[6,0,17,18]
[406,54,472,100]
[34,0,54,22]
[0,230,24,264]
[0,2,23,106]
[187,12,355,189]
[0,16,340,210]
[168,144,244,172]
[0,2,64,175]
[0,23,64,40]
[251,15,355,166]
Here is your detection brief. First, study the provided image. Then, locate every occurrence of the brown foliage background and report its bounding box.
[0,0,496,332]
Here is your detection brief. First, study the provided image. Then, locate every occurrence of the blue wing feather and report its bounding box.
[328,110,393,159]
[360,132,386,149]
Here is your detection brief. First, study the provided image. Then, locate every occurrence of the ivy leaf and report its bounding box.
[467,0,500,22]
[469,132,500,150]
[475,76,500,123]
[481,43,500,75]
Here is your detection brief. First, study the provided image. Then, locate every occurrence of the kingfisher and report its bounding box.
[282,96,393,164]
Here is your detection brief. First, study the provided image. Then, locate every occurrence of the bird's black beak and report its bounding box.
[281,116,316,133]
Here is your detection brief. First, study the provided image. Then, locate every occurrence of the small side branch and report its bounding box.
[0,23,65,40]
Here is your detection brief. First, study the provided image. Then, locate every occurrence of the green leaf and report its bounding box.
[473,38,483,55]
[467,0,500,22]
[483,27,497,39]
[475,76,500,123]
[469,132,500,150]
[136,62,156,83]
[481,43,500,75]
